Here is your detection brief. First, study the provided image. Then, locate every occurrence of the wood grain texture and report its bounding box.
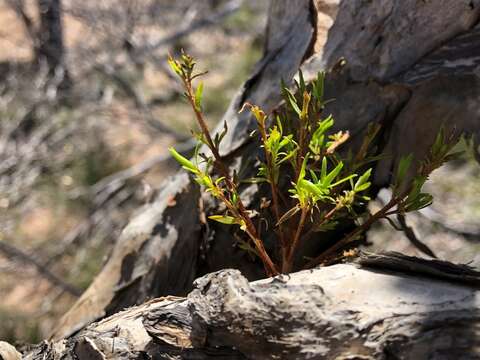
[25,254,480,359]
[323,0,480,81]
[400,24,480,86]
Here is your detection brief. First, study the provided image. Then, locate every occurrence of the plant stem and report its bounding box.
[301,204,340,242]
[284,206,309,272]
[257,117,288,271]
[184,79,227,174]
[184,78,279,276]
[270,178,289,271]
[319,205,340,227]
[217,192,278,276]
[295,129,306,180]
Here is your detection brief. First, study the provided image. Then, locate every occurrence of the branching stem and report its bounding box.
[257,116,288,271]
[182,75,279,276]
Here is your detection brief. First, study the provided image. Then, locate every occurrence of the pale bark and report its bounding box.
[23,253,480,359]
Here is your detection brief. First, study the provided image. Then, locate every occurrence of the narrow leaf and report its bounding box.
[209,215,237,225]
[277,206,301,226]
[396,154,413,185]
[354,168,372,191]
[195,82,204,110]
[323,162,344,187]
[169,147,197,173]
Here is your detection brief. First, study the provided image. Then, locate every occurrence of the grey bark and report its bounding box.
[51,0,480,345]
[22,253,480,359]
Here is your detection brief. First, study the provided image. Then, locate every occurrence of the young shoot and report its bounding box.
[168,52,460,276]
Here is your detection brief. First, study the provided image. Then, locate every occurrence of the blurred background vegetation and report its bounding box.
[0,0,479,346]
[0,0,267,344]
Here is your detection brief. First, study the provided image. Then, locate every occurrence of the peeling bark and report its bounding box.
[24,254,480,359]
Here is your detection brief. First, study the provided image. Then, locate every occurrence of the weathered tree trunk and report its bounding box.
[50,0,480,346]
[23,253,480,359]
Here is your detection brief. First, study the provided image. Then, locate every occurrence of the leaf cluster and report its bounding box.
[168,52,460,275]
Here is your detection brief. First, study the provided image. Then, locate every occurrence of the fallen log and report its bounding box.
[23,253,480,359]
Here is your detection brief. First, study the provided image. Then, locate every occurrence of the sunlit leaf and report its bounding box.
[354,168,372,192]
[194,82,203,110]
[323,162,344,187]
[209,215,237,225]
[169,147,197,173]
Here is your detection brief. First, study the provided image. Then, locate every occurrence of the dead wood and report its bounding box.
[22,253,480,359]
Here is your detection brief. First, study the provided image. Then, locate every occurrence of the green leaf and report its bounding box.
[354,182,371,192]
[195,174,214,189]
[354,168,372,192]
[300,179,324,197]
[284,88,301,116]
[209,215,237,225]
[195,82,204,110]
[309,115,334,154]
[443,150,464,162]
[237,239,258,258]
[298,70,306,94]
[431,127,445,156]
[298,154,309,181]
[396,154,413,186]
[405,193,433,212]
[330,174,357,188]
[215,177,226,185]
[312,220,338,232]
[312,71,325,103]
[169,147,198,173]
[406,175,427,203]
[321,157,327,180]
[323,162,344,187]
[167,56,182,76]
[214,121,228,147]
[242,177,267,184]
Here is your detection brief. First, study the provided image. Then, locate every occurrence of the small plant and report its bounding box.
[168,52,459,276]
